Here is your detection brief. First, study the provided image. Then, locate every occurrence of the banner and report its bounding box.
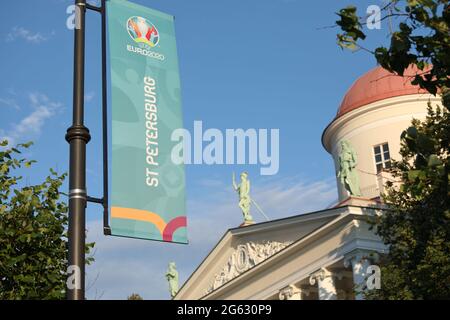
[107,0,187,243]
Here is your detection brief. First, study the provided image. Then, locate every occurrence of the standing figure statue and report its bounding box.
[232,172,254,224]
[337,140,362,197]
[165,262,179,298]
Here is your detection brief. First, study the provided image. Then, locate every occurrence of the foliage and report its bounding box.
[336,0,449,98]
[335,0,450,299]
[369,105,450,299]
[0,140,95,299]
[127,293,143,300]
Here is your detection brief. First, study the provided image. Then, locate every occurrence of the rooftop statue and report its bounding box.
[165,261,179,298]
[232,172,254,224]
[337,140,362,197]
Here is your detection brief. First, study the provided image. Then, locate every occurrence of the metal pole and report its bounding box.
[251,198,270,221]
[65,0,90,300]
[101,0,111,235]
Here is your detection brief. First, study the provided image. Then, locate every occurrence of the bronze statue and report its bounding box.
[232,172,254,223]
[337,140,361,196]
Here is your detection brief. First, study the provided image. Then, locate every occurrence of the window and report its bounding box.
[373,143,391,173]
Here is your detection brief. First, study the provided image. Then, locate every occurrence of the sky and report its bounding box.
[0,0,393,299]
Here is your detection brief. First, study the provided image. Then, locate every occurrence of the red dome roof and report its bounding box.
[337,65,427,118]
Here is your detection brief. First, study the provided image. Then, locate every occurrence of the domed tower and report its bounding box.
[322,65,440,204]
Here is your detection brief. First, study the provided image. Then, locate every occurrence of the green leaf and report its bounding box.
[408,170,421,181]
[406,126,418,139]
[427,154,441,167]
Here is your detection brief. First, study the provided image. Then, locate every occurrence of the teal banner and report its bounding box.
[107,0,187,243]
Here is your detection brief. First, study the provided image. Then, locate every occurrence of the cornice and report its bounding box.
[322,93,440,153]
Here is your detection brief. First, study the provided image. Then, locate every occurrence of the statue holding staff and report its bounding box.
[232,172,254,224]
[165,261,179,298]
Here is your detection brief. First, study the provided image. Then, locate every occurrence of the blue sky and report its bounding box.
[0,0,392,299]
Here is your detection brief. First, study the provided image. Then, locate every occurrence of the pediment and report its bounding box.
[176,206,348,300]
[205,240,293,294]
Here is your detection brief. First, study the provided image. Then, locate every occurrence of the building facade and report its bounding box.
[175,66,441,300]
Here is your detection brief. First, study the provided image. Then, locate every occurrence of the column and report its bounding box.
[309,268,337,300]
[344,250,379,300]
[278,285,302,300]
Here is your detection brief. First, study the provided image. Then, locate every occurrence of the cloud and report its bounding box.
[0,93,62,145]
[0,88,20,110]
[5,27,52,44]
[87,0,101,6]
[85,176,337,300]
[251,176,339,216]
[84,91,96,103]
[196,178,224,188]
[0,98,20,110]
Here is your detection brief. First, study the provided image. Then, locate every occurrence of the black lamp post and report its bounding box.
[65,0,90,300]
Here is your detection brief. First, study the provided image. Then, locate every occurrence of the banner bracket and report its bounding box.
[86,196,111,235]
[84,0,111,236]
[86,3,102,13]
[86,196,103,204]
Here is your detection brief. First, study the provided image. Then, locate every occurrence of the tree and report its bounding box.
[373,105,450,299]
[127,293,143,300]
[336,1,449,98]
[0,140,95,299]
[334,1,450,299]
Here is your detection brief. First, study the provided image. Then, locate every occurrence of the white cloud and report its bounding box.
[0,98,20,110]
[251,176,339,216]
[6,27,52,44]
[0,93,62,145]
[197,178,224,188]
[84,91,96,103]
[85,176,337,300]
[87,0,101,6]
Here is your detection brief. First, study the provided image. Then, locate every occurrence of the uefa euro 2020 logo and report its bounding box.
[127,16,159,48]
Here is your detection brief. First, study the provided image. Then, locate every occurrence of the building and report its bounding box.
[174,66,440,300]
